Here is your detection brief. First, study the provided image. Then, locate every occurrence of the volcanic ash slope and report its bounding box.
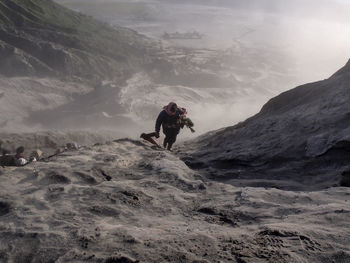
[0,0,152,80]
[0,139,349,262]
[181,59,350,190]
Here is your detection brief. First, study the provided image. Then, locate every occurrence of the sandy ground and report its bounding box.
[0,139,349,263]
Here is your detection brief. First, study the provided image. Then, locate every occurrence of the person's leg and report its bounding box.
[166,130,178,151]
[163,137,168,148]
[163,129,169,148]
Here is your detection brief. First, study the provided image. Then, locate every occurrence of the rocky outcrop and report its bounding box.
[181,60,350,190]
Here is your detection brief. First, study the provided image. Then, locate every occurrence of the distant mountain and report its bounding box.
[182,59,350,190]
[0,0,154,81]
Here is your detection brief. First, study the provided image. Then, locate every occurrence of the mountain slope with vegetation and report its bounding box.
[0,0,154,81]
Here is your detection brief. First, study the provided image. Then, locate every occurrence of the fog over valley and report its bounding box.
[52,0,350,136]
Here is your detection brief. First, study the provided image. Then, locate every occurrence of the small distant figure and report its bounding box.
[15,146,28,166]
[155,102,186,151]
[0,144,43,167]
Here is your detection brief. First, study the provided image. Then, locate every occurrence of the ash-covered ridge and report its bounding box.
[181,59,350,190]
[0,0,153,81]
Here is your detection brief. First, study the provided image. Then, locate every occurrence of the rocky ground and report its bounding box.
[0,139,349,263]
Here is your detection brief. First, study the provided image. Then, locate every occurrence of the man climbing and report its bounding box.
[155,102,186,151]
[140,102,195,150]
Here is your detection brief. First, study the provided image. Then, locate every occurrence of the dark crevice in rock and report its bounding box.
[0,201,10,216]
[340,171,350,187]
[104,256,139,263]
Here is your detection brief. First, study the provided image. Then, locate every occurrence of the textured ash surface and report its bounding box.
[0,139,349,263]
[180,59,350,191]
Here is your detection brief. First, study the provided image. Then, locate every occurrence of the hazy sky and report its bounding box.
[57,0,350,83]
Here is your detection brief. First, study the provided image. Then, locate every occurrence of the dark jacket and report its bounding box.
[0,155,16,167]
[155,109,184,133]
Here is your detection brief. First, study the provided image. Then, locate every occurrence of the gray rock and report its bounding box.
[181,59,350,190]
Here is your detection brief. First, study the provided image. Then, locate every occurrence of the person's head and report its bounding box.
[164,102,178,116]
[16,146,25,154]
[169,103,177,113]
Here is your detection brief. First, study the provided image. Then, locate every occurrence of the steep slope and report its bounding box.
[0,0,154,81]
[0,139,349,262]
[181,59,350,190]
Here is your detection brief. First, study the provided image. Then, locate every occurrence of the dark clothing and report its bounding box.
[155,109,184,150]
[155,109,183,134]
[163,128,178,150]
[0,155,16,167]
[15,153,26,159]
